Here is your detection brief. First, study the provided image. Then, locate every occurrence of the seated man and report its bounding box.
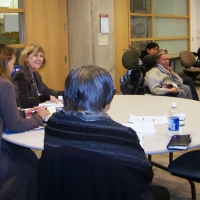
[144,49,193,99]
[43,65,170,200]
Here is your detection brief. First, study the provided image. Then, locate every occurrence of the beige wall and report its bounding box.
[67,0,115,83]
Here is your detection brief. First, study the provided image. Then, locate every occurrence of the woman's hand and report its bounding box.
[50,95,58,103]
[24,106,40,117]
[167,67,174,75]
[168,87,179,93]
[37,106,51,120]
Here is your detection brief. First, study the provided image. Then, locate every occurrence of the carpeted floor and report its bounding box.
[152,149,200,200]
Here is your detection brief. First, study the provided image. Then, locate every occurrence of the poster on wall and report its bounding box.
[131,18,148,38]
[98,33,108,45]
[130,18,148,51]
[100,14,109,33]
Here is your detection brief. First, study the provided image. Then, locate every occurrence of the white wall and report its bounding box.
[190,0,200,52]
[67,0,115,81]
[196,0,200,50]
[190,0,197,52]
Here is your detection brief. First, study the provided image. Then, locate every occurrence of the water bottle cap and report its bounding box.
[58,96,63,101]
[171,102,177,108]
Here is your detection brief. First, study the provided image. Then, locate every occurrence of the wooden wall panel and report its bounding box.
[24,0,69,91]
[114,0,129,92]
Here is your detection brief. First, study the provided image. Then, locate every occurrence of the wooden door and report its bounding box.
[114,0,129,92]
[24,0,69,91]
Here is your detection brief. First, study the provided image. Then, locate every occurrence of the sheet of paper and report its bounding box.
[39,103,56,122]
[98,33,108,45]
[129,114,168,124]
[123,123,156,135]
[137,134,144,147]
[100,14,109,33]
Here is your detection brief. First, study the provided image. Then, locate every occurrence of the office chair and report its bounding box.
[38,146,143,200]
[191,47,200,63]
[122,49,141,70]
[120,50,145,94]
[168,150,200,200]
[180,50,200,82]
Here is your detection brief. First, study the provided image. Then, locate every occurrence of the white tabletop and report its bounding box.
[3,129,44,150]
[3,95,200,154]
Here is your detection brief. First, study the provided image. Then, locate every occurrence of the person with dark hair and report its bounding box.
[144,49,193,99]
[0,44,50,200]
[12,43,63,109]
[43,65,170,200]
[141,43,199,100]
[140,42,159,60]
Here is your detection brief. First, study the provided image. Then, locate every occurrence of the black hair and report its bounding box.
[146,42,159,50]
[140,42,159,60]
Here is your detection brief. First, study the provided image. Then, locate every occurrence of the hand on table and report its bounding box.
[37,106,51,120]
[50,95,58,103]
[25,106,40,117]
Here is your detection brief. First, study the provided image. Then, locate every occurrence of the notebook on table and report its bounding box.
[167,134,192,150]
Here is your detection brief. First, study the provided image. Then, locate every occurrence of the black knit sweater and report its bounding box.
[44,111,153,191]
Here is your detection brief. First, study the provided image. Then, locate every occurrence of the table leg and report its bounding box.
[148,152,174,172]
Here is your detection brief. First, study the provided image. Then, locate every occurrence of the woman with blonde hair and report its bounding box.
[12,43,63,108]
[0,44,49,200]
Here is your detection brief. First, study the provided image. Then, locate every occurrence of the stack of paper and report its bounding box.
[123,123,156,135]
[39,103,56,121]
[122,114,168,135]
[129,114,168,124]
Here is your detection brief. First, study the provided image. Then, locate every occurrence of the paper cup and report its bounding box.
[179,113,186,126]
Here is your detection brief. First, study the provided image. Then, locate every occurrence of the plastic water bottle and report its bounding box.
[168,102,180,137]
[56,96,64,112]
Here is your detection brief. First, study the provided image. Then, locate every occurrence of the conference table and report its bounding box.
[2,95,200,159]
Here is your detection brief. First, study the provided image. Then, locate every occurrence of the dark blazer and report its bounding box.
[12,66,63,108]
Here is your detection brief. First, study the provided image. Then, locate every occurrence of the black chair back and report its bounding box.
[122,50,140,70]
[38,146,143,200]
